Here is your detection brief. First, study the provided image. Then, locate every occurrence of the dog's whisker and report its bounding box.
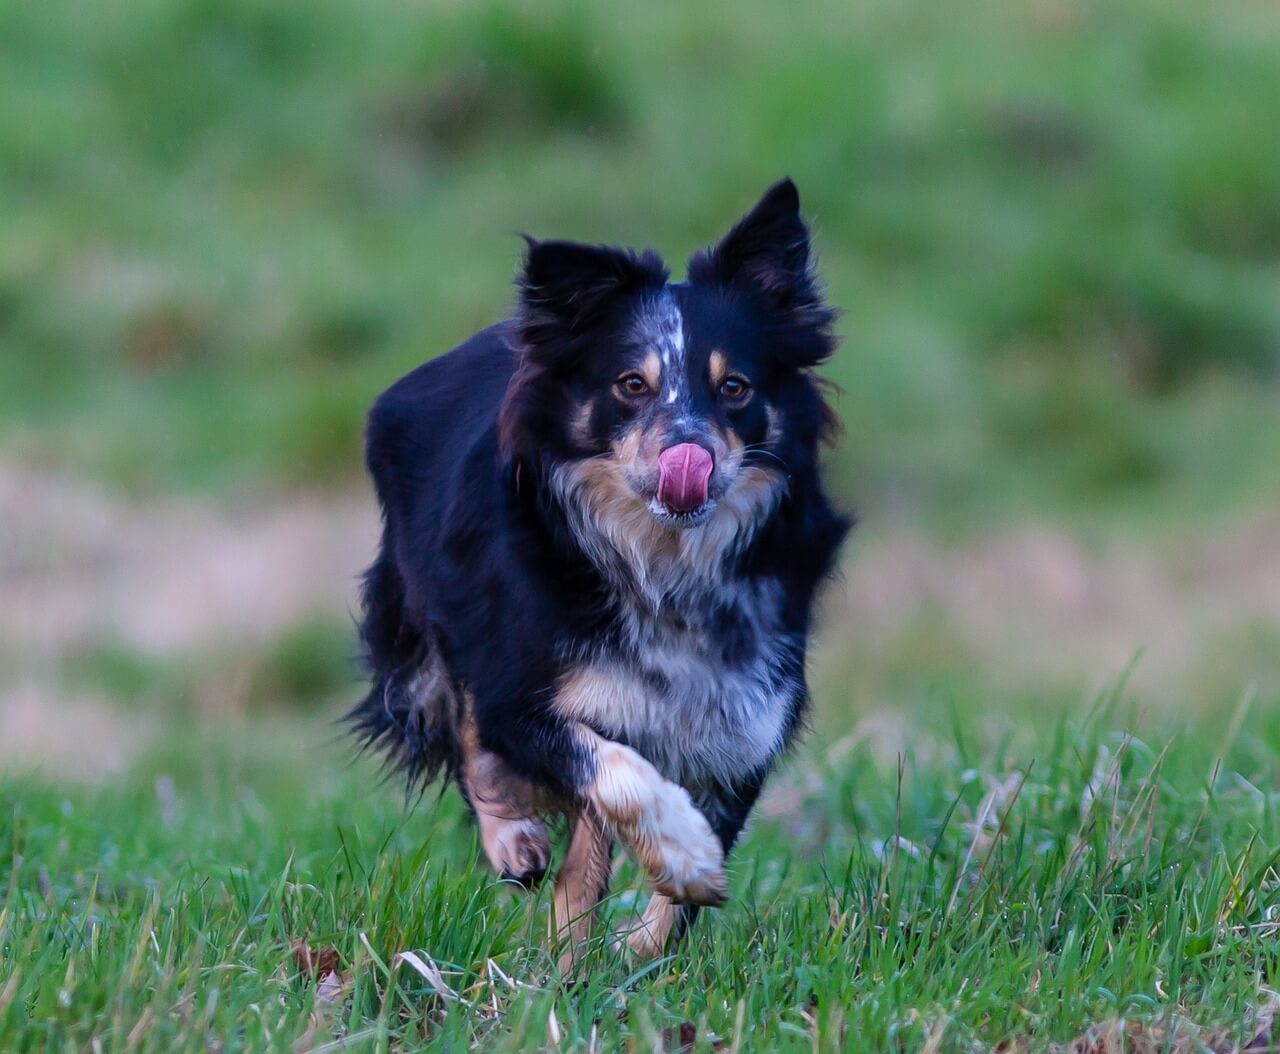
[740,445,790,470]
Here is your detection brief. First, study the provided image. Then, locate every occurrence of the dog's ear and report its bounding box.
[502,238,667,462]
[518,238,668,355]
[687,178,836,368]
[688,179,807,296]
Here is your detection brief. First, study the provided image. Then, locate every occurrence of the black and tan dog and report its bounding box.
[349,179,849,963]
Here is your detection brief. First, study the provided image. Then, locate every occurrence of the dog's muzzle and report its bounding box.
[656,443,714,514]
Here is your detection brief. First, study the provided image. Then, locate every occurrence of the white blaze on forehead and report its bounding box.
[637,292,687,407]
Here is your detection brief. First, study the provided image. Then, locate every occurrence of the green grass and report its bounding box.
[4,689,1280,1052]
[3,0,1279,529]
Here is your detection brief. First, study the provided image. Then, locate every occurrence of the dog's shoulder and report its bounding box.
[366,322,517,480]
[363,321,578,653]
[362,320,525,607]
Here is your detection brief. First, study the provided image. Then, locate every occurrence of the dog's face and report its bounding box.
[502,179,837,546]
[549,283,790,528]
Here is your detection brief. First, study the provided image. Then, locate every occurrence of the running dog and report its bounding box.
[349,178,850,963]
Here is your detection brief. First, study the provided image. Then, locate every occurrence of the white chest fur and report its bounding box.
[556,578,800,790]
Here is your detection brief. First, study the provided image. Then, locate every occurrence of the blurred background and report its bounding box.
[3,0,1278,780]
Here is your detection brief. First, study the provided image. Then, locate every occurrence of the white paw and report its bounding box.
[588,741,727,907]
[643,780,727,906]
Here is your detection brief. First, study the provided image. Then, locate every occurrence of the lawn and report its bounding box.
[3,0,1280,1049]
[5,691,1280,1052]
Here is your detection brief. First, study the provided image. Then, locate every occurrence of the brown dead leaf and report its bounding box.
[656,1022,724,1052]
[290,938,342,981]
[291,938,351,1007]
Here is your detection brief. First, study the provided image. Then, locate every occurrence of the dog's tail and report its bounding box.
[345,549,460,789]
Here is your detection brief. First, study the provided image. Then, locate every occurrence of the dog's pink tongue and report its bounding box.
[657,443,714,513]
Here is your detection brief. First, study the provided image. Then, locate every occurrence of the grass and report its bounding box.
[2,0,1279,529]
[4,687,1280,1052]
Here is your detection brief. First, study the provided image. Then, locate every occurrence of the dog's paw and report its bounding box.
[480,814,551,889]
[590,740,728,907]
[643,782,727,907]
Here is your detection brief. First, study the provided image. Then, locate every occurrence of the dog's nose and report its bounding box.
[657,443,714,513]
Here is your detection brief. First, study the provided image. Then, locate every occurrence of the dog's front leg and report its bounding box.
[577,730,728,908]
[551,805,613,973]
[624,774,766,957]
[553,730,726,972]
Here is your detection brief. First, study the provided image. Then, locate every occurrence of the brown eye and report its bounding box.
[719,375,751,402]
[616,373,650,399]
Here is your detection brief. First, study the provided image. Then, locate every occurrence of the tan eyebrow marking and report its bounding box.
[708,350,728,387]
[640,351,661,391]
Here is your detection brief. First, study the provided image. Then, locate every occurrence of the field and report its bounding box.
[5,693,1280,1052]
[3,0,1279,1050]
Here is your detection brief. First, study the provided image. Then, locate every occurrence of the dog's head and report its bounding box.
[501,179,838,560]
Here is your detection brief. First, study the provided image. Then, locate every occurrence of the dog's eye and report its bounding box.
[616,373,650,399]
[719,376,751,402]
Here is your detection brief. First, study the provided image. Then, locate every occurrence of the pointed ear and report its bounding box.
[688,179,836,367]
[517,237,668,354]
[687,178,811,298]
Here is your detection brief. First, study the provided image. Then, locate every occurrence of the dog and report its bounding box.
[348,178,850,964]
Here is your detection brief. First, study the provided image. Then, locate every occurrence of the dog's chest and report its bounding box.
[560,578,799,790]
